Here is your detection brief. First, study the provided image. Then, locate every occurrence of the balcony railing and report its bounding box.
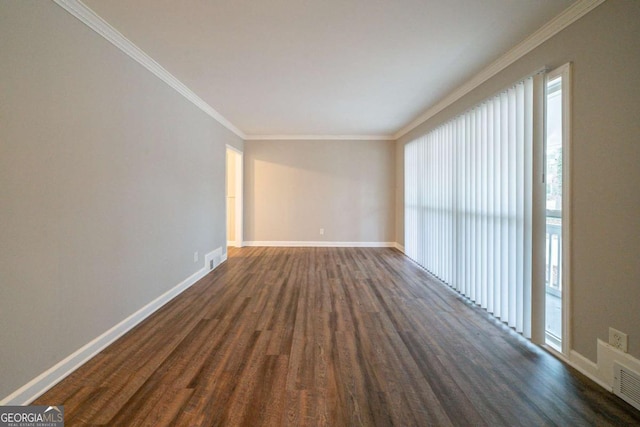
[546,210,562,297]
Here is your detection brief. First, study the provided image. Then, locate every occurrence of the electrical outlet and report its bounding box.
[609,327,628,352]
[319,228,325,235]
[194,251,199,263]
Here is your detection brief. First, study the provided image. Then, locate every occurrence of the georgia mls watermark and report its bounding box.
[0,406,63,427]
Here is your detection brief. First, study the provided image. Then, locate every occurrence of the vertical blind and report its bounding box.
[405,76,541,338]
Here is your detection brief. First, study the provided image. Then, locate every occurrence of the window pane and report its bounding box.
[545,75,563,350]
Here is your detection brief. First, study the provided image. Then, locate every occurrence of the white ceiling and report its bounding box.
[82,0,575,138]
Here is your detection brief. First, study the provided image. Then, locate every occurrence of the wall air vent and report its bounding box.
[613,362,640,411]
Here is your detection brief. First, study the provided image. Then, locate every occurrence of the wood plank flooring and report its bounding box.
[35,247,640,426]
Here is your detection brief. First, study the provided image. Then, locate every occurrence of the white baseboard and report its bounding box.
[544,340,640,394]
[204,247,225,271]
[1,248,227,405]
[243,241,396,248]
[595,339,640,388]
[566,349,612,391]
[394,243,405,253]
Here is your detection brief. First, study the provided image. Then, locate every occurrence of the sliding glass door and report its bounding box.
[545,64,571,354]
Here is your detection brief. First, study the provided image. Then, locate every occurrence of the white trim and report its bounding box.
[52,0,604,143]
[243,241,396,248]
[542,340,640,396]
[225,145,243,155]
[542,62,573,356]
[225,145,244,248]
[394,243,405,253]
[0,262,223,405]
[566,349,613,391]
[545,63,573,356]
[393,0,606,140]
[542,346,612,391]
[204,247,225,271]
[52,0,246,140]
[596,339,640,390]
[234,150,244,247]
[244,135,394,141]
[561,63,573,356]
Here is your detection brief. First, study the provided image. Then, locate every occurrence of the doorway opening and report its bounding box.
[226,146,243,248]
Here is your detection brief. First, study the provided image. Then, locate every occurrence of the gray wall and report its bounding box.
[244,140,395,243]
[395,0,640,361]
[0,1,242,399]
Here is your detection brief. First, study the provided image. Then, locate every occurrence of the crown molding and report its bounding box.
[393,0,607,140]
[244,134,394,141]
[52,0,391,142]
[53,0,605,143]
[52,0,247,140]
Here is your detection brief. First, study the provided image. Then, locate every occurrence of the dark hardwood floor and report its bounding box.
[35,247,640,426]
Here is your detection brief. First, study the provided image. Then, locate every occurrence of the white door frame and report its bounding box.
[226,145,243,247]
[544,63,572,356]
